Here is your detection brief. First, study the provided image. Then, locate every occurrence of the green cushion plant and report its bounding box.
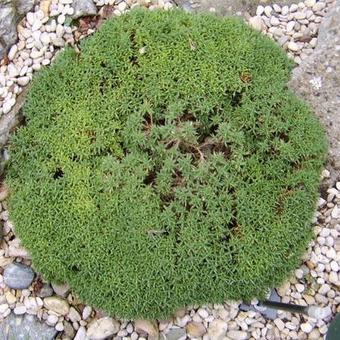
[6,9,327,319]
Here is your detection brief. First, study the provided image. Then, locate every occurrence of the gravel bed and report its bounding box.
[0,0,339,339]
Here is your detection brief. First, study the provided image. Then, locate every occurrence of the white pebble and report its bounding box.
[320,228,331,237]
[330,261,339,272]
[273,4,281,12]
[329,272,338,285]
[55,322,64,332]
[270,16,280,26]
[313,2,326,11]
[296,284,305,293]
[57,14,66,25]
[295,11,306,20]
[198,308,209,319]
[56,24,64,38]
[288,41,300,51]
[8,64,19,78]
[295,269,304,279]
[256,5,264,15]
[274,319,285,331]
[290,4,299,12]
[301,322,313,333]
[40,32,51,45]
[305,0,316,7]
[14,305,27,315]
[263,5,272,17]
[26,12,35,26]
[8,45,18,61]
[118,2,127,11]
[326,247,336,259]
[319,284,330,295]
[17,76,30,86]
[47,314,59,326]
[3,98,16,114]
[32,20,42,32]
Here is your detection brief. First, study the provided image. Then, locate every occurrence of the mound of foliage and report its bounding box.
[7,9,327,319]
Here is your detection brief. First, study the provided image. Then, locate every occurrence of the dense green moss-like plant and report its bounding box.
[7,9,327,319]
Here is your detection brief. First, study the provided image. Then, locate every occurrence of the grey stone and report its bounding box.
[166,327,186,340]
[0,1,17,60]
[17,0,36,16]
[3,262,35,289]
[0,86,27,175]
[38,283,54,298]
[0,0,36,59]
[72,0,97,19]
[0,313,57,340]
[290,0,340,181]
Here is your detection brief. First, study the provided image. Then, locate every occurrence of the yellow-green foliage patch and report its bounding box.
[7,9,327,319]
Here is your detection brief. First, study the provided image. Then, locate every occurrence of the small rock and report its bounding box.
[249,16,264,31]
[296,284,305,293]
[4,263,34,289]
[270,16,280,26]
[8,63,19,77]
[295,11,306,20]
[82,305,92,320]
[57,14,66,25]
[17,76,30,87]
[13,305,27,315]
[287,21,296,32]
[52,37,65,47]
[290,4,299,12]
[47,314,58,326]
[135,320,159,338]
[5,291,16,305]
[305,0,316,7]
[32,20,42,32]
[38,283,54,298]
[8,45,18,61]
[295,269,304,279]
[301,322,313,333]
[273,4,281,13]
[197,308,209,319]
[0,186,9,201]
[72,0,97,19]
[74,326,87,340]
[329,272,338,285]
[227,330,248,340]
[186,321,206,337]
[64,321,76,338]
[55,322,64,332]
[207,319,228,339]
[44,296,69,315]
[0,314,57,340]
[264,5,272,17]
[274,319,285,331]
[288,41,300,51]
[87,317,120,340]
[51,282,70,297]
[68,306,81,323]
[0,303,9,314]
[256,5,264,16]
[278,36,289,46]
[165,327,186,340]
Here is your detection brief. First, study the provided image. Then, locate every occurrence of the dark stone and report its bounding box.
[290,0,340,183]
[3,262,35,289]
[0,314,57,340]
[166,327,187,340]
